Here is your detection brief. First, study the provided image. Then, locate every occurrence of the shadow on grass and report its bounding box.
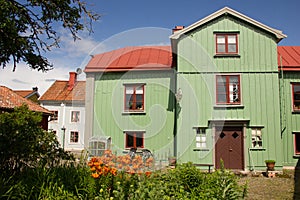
[294,159,300,200]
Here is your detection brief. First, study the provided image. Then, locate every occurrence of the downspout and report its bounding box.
[61,102,66,150]
[279,55,286,138]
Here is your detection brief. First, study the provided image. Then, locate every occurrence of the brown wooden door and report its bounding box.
[215,127,244,170]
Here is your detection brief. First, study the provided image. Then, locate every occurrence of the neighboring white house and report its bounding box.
[39,72,85,154]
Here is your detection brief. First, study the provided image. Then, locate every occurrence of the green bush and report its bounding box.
[0,157,247,199]
[0,105,73,175]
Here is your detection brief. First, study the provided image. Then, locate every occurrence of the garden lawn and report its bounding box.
[239,174,294,200]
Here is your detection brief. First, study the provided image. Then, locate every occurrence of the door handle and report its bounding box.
[229,148,233,152]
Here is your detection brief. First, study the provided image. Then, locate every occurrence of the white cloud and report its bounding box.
[0,64,85,95]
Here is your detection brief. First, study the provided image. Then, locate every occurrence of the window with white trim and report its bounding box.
[124,84,145,112]
[196,128,207,148]
[251,128,262,148]
[71,111,80,122]
[70,131,79,143]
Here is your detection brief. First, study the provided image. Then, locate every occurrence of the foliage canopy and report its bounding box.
[0,105,73,175]
[0,0,99,71]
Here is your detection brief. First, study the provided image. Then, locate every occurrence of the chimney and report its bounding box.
[172,26,184,33]
[68,72,77,91]
[32,87,38,92]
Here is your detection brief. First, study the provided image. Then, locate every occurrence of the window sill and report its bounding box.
[214,54,240,58]
[122,111,146,115]
[193,148,210,151]
[292,110,300,114]
[214,105,244,109]
[249,148,266,151]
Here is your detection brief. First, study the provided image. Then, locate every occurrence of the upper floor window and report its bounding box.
[215,34,238,54]
[216,75,240,105]
[50,110,58,121]
[292,83,300,111]
[125,131,144,149]
[124,84,145,112]
[71,111,80,122]
[70,131,79,143]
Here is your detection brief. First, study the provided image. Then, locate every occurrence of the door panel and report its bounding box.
[215,127,244,170]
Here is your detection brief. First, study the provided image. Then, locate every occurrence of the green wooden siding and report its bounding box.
[92,71,175,159]
[177,15,278,73]
[175,15,282,170]
[280,72,300,166]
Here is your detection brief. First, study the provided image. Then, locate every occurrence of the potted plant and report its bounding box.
[265,160,276,171]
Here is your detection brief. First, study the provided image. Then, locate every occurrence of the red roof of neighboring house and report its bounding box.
[0,86,51,114]
[84,46,173,72]
[14,90,35,98]
[39,81,85,102]
[278,46,300,71]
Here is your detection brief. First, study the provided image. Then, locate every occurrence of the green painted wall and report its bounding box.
[175,15,282,170]
[92,70,175,160]
[280,72,300,166]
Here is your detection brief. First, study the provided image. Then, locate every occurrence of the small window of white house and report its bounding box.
[70,131,79,143]
[196,128,207,148]
[251,128,262,148]
[71,111,80,122]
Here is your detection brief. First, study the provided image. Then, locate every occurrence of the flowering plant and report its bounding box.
[88,150,154,179]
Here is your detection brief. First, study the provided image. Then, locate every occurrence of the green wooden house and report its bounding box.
[170,7,286,170]
[278,46,300,168]
[84,46,176,160]
[84,7,300,171]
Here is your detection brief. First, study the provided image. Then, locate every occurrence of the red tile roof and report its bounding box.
[14,90,35,98]
[84,46,173,72]
[39,81,85,102]
[278,46,300,71]
[0,86,51,114]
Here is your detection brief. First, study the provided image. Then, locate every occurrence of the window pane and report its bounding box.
[227,35,236,43]
[125,94,134,110]
[126,86,134,94]
[293,85,300,110]
[217,35,225,43]
[127,134,134,147]
[136,94,143,110]
[295,133,300,154]
[217,44,226,53]
[136,86,143,94]
[228,44,237,52]
[71,111,80,122]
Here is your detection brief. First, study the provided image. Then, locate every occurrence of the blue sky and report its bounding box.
[1,0,299,94]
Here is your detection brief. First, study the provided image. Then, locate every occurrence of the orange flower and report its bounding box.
[110,167,117,176]
[92,173,100,179]
[90,166,96,171]
[145,171,152,177]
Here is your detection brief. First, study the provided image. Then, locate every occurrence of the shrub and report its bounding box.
[0,105,73,176]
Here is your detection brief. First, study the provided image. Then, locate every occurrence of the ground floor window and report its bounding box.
[251,128,262,148]
[125,131,144,148]
[70,131,79,143]
[293,132,300,155]
[196,128,207,148]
